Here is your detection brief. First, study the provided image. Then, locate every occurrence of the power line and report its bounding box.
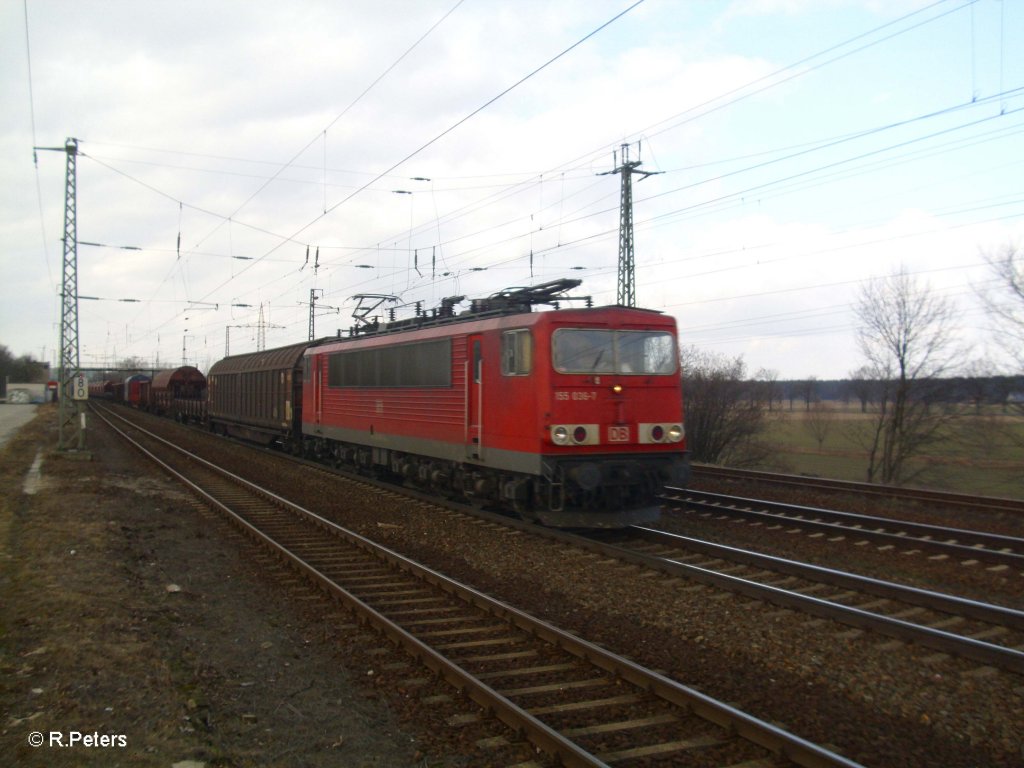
[643,0,974,144]
[327,0,1005,294]
[40,1,1023,369]
[23,0,55,294]
[187,0,649,312]
[179,0,470,260]
[86,0,470,353]
[299,1,650,241]
[77,85,1023,343]
[65,1,990,319]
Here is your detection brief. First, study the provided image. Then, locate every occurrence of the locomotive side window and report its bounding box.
[552,329,676,375]
[472,340,482,384]
[327,338,452,387]
[501,330,532,376]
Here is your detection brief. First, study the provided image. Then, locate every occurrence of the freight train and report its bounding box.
[122,280,689,527]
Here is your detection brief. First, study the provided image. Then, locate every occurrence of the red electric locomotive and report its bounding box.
[302,280,689,527]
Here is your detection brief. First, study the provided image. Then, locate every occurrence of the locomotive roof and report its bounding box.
[303,303,674,356]
[206,281,672,370]
[342,278,597,337]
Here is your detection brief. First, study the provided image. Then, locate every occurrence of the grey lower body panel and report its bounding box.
[305,422,544,473]
[303,421,689,527]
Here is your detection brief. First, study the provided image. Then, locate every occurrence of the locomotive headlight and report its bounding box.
[639,423,684,444]
[612,384,623,394]
[551,424,599,446]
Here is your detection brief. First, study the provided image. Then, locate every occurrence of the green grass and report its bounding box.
[753,405,1024,499]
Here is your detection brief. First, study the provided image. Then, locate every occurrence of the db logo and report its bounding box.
[608,426,630,442]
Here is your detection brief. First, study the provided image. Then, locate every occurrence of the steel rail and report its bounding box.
[568,528,1024,675]
[94,405,864,768]
[692,465,1024,515]
[662,488,1024,568]
[629,526,1024,632]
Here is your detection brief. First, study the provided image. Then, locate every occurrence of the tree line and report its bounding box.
[681,243,1024,486]
[0,345,50,392]
[761,375,1023,411]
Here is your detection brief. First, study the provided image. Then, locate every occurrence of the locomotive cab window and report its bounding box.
[501,330,532,376]
[552,329,676,375]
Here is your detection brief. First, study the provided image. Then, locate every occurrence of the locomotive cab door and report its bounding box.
[466,335,483,459]
[312,355,323,428]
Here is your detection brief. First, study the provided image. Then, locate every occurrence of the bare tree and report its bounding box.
[679,346,771,466]
[754,367,781,411]
[855,267,958,484]
[799,376,819,411]
[846,365,876,413]
[0,345,48,384]
[803,400,835,450]
[977,242,1024,369]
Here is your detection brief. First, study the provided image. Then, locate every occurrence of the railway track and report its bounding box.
[102,403,1024,674]
[691,465,1024,516]
[577,526,1024,675]
[309,452,1024,675]
[661,487,1024,570]
[93,405,864,768]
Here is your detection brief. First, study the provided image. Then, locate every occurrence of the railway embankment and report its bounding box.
[4,403,1023,767]
[123,404,1024,767]
[0,403,37,448]
[0,405,431,768]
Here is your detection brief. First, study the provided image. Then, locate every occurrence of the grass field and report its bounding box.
[752,403,1024,499]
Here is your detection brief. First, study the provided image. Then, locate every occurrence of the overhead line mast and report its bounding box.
[600,142,661,307]
[32,138,89,451]
[36,138,92,451]
[58,138,83,449]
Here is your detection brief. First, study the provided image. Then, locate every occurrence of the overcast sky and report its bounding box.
[2,0,1022,379]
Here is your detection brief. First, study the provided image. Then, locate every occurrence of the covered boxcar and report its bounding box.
[124,373,151,406]
[207,341,309,447]
[89,379,124,401]
[150,366,207,422]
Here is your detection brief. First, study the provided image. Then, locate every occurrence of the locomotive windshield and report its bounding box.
[552,329,676,375]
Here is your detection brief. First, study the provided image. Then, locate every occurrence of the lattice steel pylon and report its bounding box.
[257,303,266,351]
[308,289,340,340]
[57,137,83,451]
[599,142,661,307]
[309,289,322,340]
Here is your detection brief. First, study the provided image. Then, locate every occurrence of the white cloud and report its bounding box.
[2,0,1022,379]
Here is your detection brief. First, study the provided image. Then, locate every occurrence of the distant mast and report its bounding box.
[600,142,661,307]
